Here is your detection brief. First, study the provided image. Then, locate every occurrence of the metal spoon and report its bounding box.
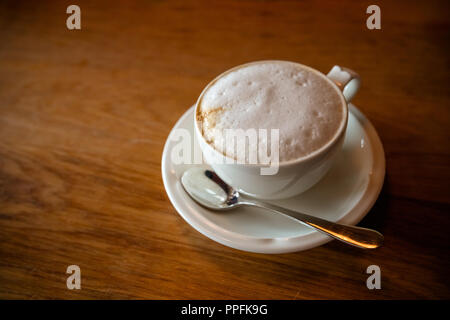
[181,167,384,249]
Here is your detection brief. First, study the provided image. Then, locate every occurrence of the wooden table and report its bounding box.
[0,0,449,299]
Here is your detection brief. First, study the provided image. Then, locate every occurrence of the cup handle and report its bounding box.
[327,66,361,102]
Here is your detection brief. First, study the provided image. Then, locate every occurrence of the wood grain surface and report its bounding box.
[0,0,449,299]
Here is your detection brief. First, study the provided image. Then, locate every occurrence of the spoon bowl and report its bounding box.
[181,168,240,209]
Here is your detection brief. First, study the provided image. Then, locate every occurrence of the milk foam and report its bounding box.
[197,61,345,162]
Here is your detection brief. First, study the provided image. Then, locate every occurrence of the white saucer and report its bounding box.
[161,104,385,253]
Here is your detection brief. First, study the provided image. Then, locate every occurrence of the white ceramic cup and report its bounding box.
[194,61,360,200]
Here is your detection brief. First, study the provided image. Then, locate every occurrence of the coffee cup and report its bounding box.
[194,60,360,200]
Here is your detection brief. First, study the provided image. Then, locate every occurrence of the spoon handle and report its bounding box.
[243,201,383,249]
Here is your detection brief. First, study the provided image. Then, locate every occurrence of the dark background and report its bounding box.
[0,0,449,299]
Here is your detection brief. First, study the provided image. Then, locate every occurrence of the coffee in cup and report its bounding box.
[197,61,346,163]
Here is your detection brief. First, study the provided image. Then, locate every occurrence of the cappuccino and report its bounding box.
[197,61,346,163]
